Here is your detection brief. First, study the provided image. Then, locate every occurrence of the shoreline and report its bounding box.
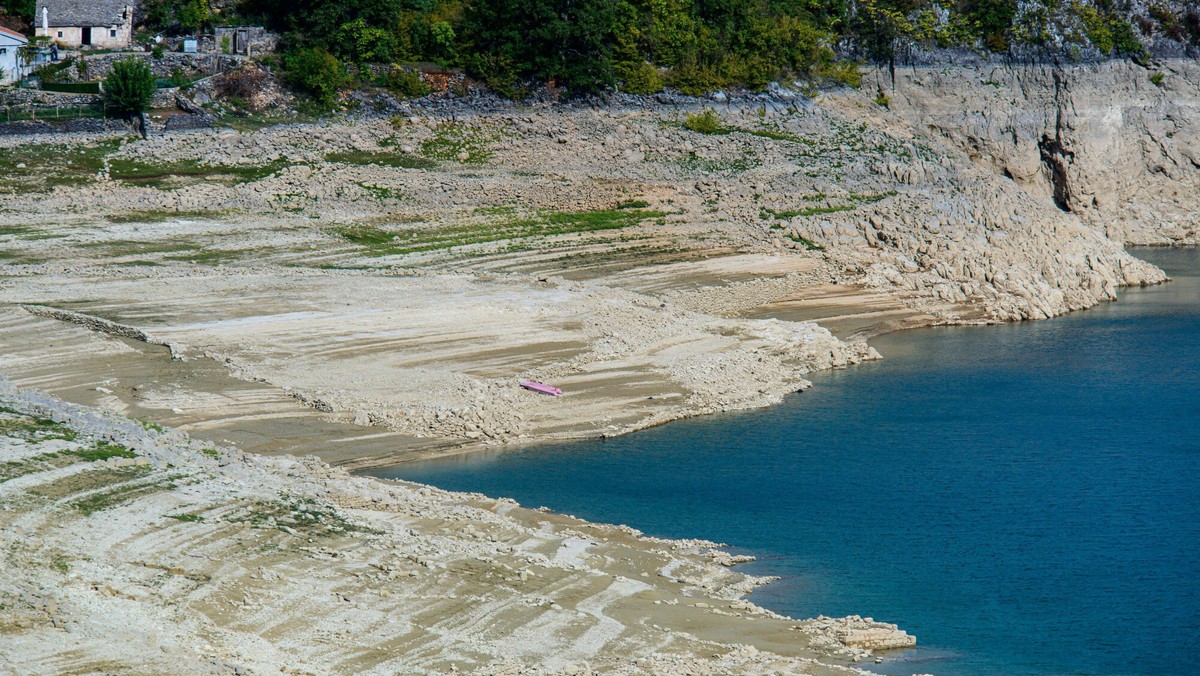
[0,381,915,674]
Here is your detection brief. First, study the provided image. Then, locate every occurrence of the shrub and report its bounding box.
[615,61,663,95]
[466,52,526,100]
[167,67,192,89]
[666,62,726,96]
[385,67,431,98]
[818,61,864,89]
[216,66,268,100]
[283,47,345,105]
[1149,72,1165,86]
[683,109,725,134]
[104,58,156,118]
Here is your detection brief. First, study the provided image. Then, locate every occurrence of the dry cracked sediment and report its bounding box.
[0,383,912,675]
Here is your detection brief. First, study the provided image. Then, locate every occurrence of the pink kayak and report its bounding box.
[519,380,562,396]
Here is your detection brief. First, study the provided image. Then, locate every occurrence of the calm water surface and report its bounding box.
[370,248,1200,675]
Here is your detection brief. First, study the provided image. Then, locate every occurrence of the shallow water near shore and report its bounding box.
[370,247,1200,675]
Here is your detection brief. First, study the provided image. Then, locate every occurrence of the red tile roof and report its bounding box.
[0,26,30,42]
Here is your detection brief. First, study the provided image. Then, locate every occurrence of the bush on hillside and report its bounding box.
[283,47,345,105]
[383,67,431,98]
[615,61,663,95]
[683,109,725,134]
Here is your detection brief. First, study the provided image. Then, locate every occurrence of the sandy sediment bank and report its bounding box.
[0,79,1177,461]
[0,383,913,674]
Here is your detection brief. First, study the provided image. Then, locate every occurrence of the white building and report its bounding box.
[0,26,29,85]
[35,0,134,50]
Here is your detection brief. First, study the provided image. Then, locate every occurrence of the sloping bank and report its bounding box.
[0,381,911,674]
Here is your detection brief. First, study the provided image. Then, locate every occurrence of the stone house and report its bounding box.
[35,0,134,50]
[0,26,28,85]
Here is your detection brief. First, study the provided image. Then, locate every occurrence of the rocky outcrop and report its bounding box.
[875,59,1200,245]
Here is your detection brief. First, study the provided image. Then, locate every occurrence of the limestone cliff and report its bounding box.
[872,59,1200,246]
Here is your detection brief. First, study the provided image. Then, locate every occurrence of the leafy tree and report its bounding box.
[283,47,345,105]
[144,0,213,33]
[104,58,156,118]
[338,17,398,64]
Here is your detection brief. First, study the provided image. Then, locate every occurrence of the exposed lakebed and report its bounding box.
[369,248,1200,675]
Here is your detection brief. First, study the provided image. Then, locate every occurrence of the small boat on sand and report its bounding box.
[519,380,562,396]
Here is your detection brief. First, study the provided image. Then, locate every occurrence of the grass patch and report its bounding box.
[419,121,500,164]
[161,248,248,265]
[0,139,124,192]
[654,150,758,174]
[474,205,517,216]
[70,472,173,516]
[616,199,651,209]
[107,210,225,223]
[335,207,665,257]
[762,192,896,220]
[83,239,195,258]
[765,205,855,219]
[0,411,77,442]
[108,158,288,187]
[733,126,808,143]
[166,513,205,523]
[325,150,435,170]
[357,183,405,200]
[231,497,382,537]
[50,555,71,574]
[217,111,320,133]
[138,419,165,433]
[786,232,825,250]
[66,441,136,462]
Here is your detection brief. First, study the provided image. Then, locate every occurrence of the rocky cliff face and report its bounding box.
[873,59,1200,246]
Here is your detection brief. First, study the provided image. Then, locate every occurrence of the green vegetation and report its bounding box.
[766,205,855,218]
[1149,71,1165,86]
[107,210,226,223]
[108,158,288,187]
[358,183,405,201]
[70,471,172,516]
[787,232,825,250]
[66,442,136,462]
[324,150,435,169]
[648,149,758,174]
[283,48,346,106]
[683,109,728,135]
[419,121,501,164]
[231,497,382,537]
[382,67,432,98]
[166,513,205,522]
[0,140,123,193]
[0,410,77,442]
[336,207,665,257]
[763,191,897,219]
[144,0,217,33]
[105,58,157,118]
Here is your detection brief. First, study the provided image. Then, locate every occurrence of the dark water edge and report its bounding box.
[368,247,1200,676]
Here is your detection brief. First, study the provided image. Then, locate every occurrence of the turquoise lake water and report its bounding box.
[370,248,1200,675]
